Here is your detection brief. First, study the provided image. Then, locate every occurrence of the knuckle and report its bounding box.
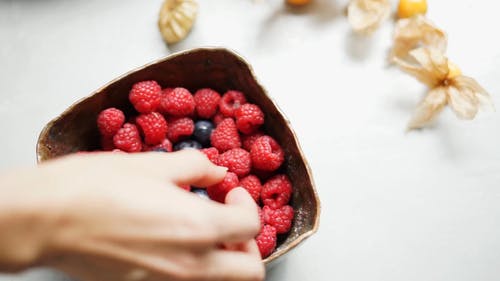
[188,215,219,244]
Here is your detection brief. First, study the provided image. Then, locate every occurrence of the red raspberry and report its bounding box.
[210,118,241,152]
[100,136,115,151]
[113,123,142,152]
[242,131,264,151]
[212,112,225,126]
[234,104,264,134]
[97,108,125,137]
[219,90,247,117]
[256,225,277,258]
[262,205,294,234]
[250,136,284,171]
[143,138,173,152]
[162,88,174,96]
[239,175,262,203]
[129,81,162,113]
[167,117,194,143]
[179,185,191,191]
[136,112,168,145]
[160,87,195,117]
[207,172,239,203]
[261,174,292,209]
[217,148,251,177]
[201,147,219,164]
[194,88,221,118]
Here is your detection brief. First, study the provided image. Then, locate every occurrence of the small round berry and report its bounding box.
[256,225,277,258]
[136,112,168,145]
[191,187,209,200]
[174,140,202,151]
[129,81,162,113]
[160,87,195,117]
[97,108,125,137]
[194,88,221,118]
[207,172,239,203]
[262,205,294,234]
[167,117,195,143]
[193,120,215,147]
[219,90,247,117]
[234,104,264,134]
[239,175,262,203]
[217,148,251,177]
[113,123,142,152]
[250,135,284,171]
[397,0,427,19]
[261,174,293,209]
[210,118,241,152]
[242,131,265,151]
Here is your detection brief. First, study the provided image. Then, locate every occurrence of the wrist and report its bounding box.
[0,168,61,272]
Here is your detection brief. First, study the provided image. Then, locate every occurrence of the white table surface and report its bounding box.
[1,0,500,280]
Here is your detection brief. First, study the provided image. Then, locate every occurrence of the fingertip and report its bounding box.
[167,150,228,187]
[213,165,228,180]
[225,187,256,207]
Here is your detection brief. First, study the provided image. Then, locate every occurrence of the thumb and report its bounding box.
[225,187,258,211]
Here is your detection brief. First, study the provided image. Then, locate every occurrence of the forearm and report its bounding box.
[0,168,56,272]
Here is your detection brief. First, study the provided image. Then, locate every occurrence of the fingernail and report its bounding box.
[215,165,228,173]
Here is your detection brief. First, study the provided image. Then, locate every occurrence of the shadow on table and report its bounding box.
[392,91,466,161]
[265,258,290,281]
[255,0,341,51]
[344,30,375,62]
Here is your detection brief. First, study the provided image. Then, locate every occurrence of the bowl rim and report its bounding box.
[36,47,321,264]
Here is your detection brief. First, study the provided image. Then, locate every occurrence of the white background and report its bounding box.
[1,0,500,280]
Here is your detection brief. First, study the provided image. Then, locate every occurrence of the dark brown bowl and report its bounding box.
[36,47,320,268]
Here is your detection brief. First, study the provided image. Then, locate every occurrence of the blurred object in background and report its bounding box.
[347,0,390,34]
[158,0,198,44]
[397,0,427,19]
[286,0,313,6]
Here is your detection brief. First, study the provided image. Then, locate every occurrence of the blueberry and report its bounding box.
[174,140,202,151]
[151,148,168,152]
[191,187,209,200]
[193,120,215,146]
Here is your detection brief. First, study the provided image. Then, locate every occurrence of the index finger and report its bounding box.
[109,150,227,186]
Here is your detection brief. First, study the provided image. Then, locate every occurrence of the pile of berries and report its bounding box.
[96,80,294,258]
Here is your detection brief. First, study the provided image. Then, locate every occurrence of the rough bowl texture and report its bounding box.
[36,48,320,268]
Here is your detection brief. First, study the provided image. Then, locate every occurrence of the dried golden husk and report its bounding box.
[395,48,494,130]
[390,15,447,64]
[347,0,391,34]
[158,0,198,44]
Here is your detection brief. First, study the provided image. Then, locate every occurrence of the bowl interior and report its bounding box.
[37,48,320,265]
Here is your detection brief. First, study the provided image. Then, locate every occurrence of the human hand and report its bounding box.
[0,150,264,281]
